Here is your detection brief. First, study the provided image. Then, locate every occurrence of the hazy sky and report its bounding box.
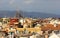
[0,0,60,15]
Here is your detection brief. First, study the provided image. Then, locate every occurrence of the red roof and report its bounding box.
[9,22,14,25]
[41,24,60,31]
[10,18,18,22]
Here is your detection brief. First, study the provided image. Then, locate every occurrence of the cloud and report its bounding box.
[24,0,33,4]
[0,0,60,15]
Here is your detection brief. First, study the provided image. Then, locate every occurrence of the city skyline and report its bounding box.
[0,0,60,15]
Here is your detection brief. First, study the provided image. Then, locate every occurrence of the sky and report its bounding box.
[0,0,60,15]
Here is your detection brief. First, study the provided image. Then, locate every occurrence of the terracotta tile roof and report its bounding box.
[41,24,60,31]
[10,18,19,22]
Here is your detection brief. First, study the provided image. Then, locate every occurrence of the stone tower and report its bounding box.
[15,9,23,18]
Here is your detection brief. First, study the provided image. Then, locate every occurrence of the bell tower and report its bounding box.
[15,8,23,18]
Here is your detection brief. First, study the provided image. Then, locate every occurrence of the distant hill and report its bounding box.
[23,12,60,18]
[0,11,60,18]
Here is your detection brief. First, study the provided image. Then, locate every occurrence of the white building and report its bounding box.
[50,19,60,27]
[49,32,59,38]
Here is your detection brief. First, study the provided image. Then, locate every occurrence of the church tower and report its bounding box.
[15,9,23,18]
